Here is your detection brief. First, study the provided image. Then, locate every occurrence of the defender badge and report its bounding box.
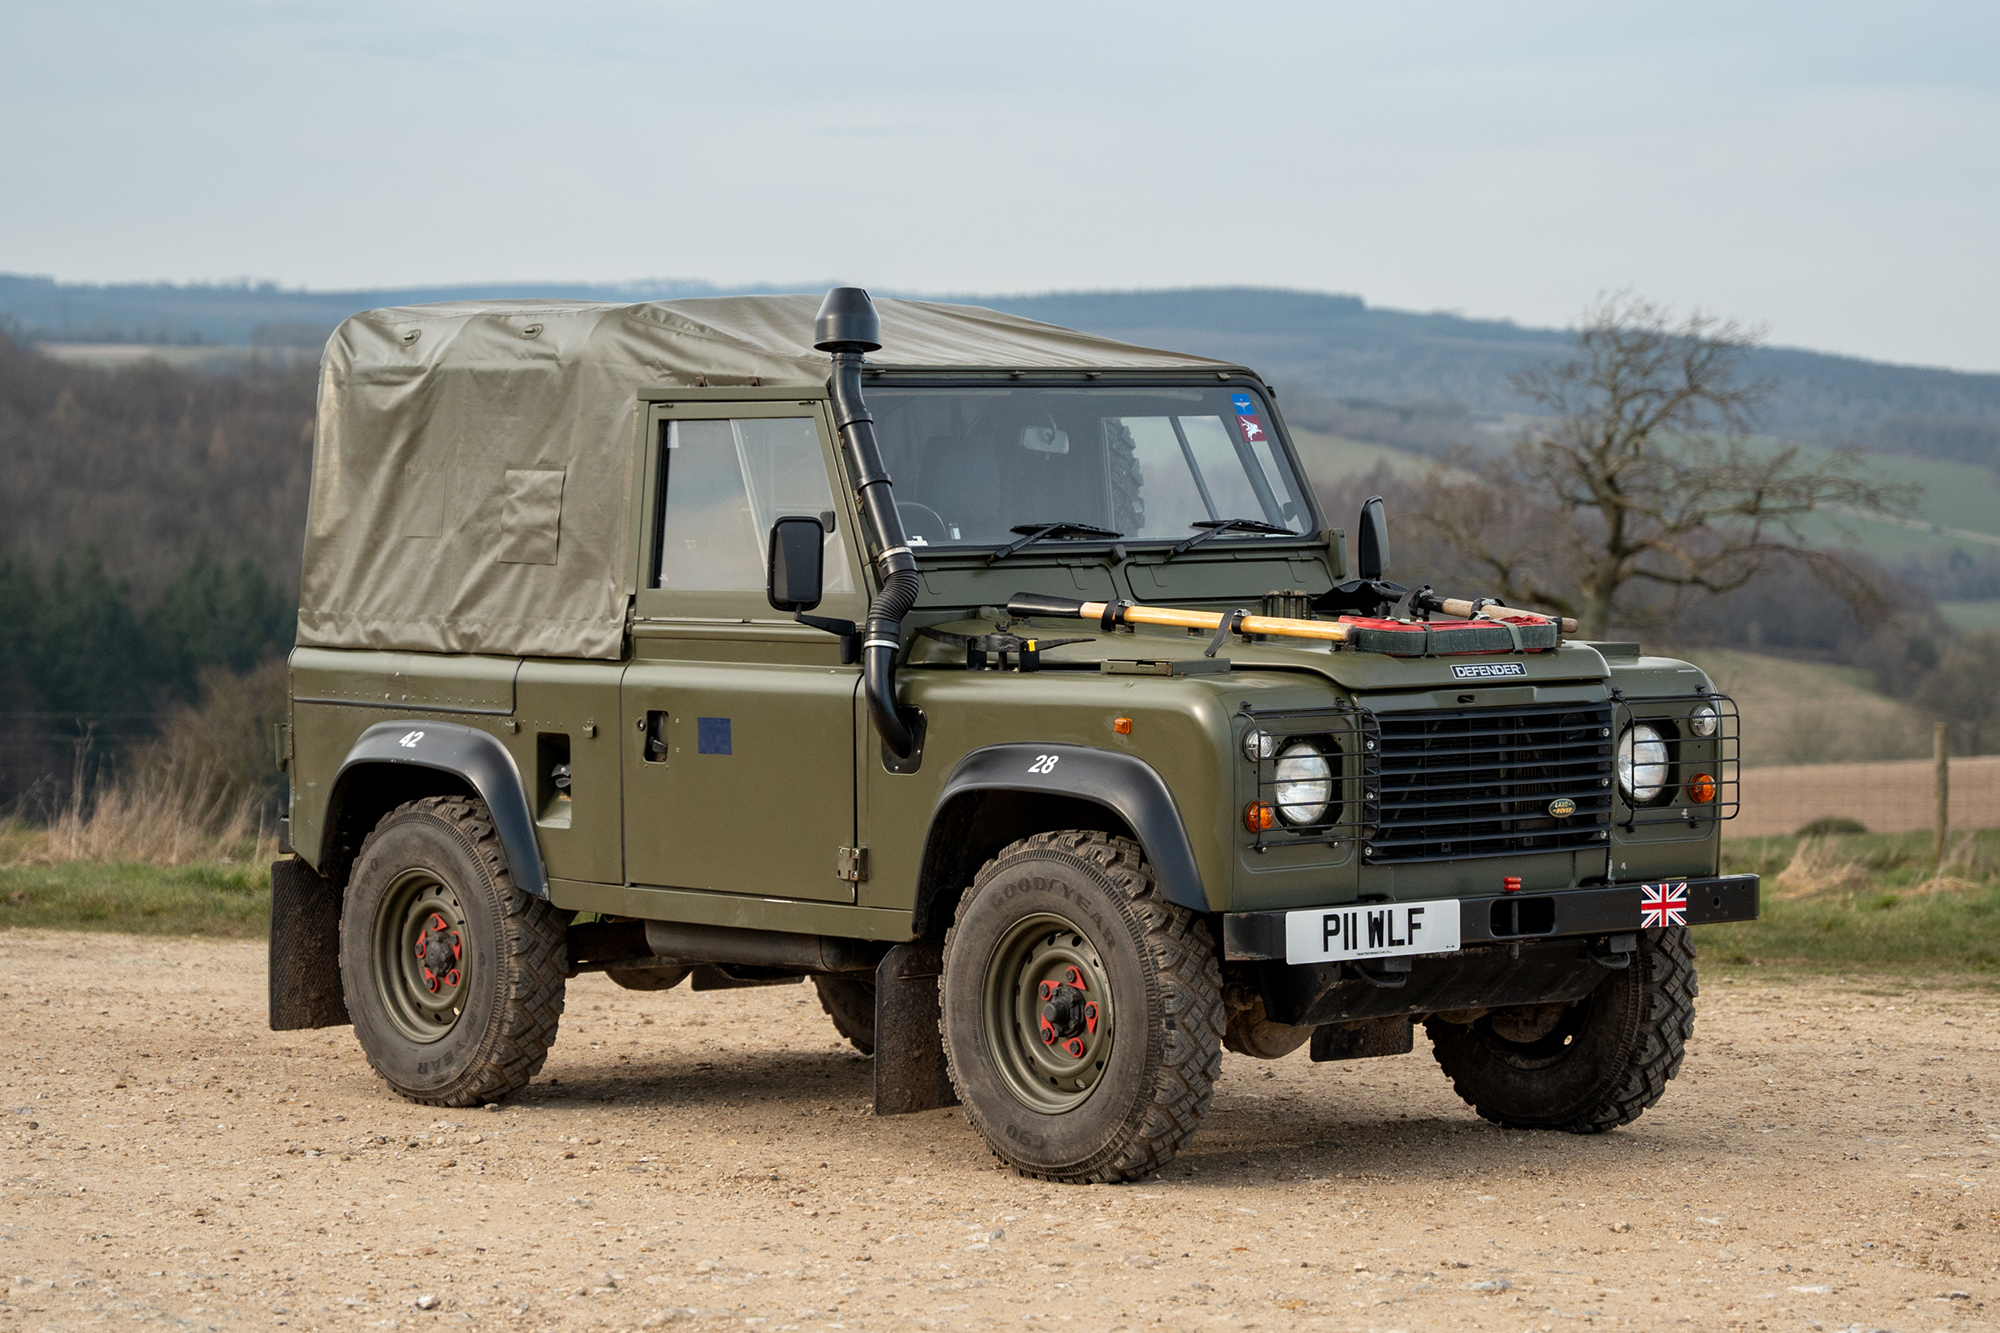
[1547,797,1576,818]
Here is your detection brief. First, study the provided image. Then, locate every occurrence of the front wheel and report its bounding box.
[339,796,570,1107]
[1426,925,1698,1132]
[941,831,1223,1183]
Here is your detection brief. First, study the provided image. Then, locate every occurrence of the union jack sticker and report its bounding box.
[1640,880,1689,928]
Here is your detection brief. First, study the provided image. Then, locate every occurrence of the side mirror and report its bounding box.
[1356,496,1390,582]
[767,515,827,612]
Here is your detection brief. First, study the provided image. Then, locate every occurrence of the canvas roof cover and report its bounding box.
[296,294,1237,660]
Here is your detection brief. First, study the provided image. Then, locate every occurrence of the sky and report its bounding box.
[4,1,1998,371]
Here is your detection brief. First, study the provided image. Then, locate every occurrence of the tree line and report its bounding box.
[0,330,314,603]
[0,548,293,809]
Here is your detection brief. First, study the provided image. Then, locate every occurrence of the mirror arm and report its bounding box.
[795,613,860,665]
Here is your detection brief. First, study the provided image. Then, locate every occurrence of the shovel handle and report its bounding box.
[1432,596,1578,634]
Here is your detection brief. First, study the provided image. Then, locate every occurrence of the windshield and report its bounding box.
[866,384,1313,549]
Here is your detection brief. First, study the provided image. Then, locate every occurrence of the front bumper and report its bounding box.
[1222,873,1760,960]
[1221,874,1759,1028]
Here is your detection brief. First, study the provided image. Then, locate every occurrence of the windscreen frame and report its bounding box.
[849,369,1325,557]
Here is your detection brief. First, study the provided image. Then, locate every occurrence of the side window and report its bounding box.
[653,417,855,593]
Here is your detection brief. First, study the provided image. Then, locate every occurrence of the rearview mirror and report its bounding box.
[1356,496,1390,582]
[1019,425,1070,454]
[767,515,826,612]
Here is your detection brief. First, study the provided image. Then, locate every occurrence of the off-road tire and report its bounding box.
[1426,925,1698,1132]
[339,796,570,1107]
[812,975,877,1055]
[940,831,1224,1183]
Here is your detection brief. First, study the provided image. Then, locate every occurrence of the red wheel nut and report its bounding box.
[1063,1038,1084,1058]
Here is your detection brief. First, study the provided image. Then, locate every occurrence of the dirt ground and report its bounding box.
[3,930,1995,1333]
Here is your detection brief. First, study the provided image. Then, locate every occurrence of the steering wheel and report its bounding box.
[896,500,950,545]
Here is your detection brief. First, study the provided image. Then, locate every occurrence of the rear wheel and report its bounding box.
[812,975,877,1055]
[1425,926,1697,1132]
[941,831,1223,1183]
[339,796,570,1107]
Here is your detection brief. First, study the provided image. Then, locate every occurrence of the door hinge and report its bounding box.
[837,846,869,883]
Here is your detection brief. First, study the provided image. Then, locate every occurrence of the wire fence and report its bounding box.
[1733,755,2000,839]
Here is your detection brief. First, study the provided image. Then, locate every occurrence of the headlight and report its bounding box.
[1688,703,1718,738]
[1273,742,1333,825]
[1617,724,1669,804]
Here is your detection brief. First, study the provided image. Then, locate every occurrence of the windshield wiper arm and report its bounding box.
[1168,517,1295,559]
[987,521,1123,565]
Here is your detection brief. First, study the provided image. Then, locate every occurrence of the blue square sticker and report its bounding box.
[1231,393,1256,415]
[697,717,732,755]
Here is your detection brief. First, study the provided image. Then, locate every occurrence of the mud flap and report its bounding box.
[872,941,959,1116]
[1310,1015,1413,1062]
[268,857,350,1031]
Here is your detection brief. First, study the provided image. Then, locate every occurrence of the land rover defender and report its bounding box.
[269,288,1756,1183]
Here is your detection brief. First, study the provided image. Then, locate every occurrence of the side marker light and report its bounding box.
[1113,717,1132,735]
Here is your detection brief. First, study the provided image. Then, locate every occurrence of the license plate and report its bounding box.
[1283,899,1462,965]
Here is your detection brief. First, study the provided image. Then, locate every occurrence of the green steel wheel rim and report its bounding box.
[372,867,471,1044]
[981,912,1115,1114]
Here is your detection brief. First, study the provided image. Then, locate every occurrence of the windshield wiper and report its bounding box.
[987,521,1123,565]
[1168,517,1295,559]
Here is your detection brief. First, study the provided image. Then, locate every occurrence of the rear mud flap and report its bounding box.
[872,941,959,1116]
[269,857,350,1031]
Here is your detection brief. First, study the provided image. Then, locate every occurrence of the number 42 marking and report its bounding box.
[1027,754,1060,775]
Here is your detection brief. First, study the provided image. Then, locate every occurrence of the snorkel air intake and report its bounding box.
[815,287,919,759]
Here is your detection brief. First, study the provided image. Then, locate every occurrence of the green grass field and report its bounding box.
[1698,829,1999,979]
[6,831,1995,984]
[0,859,271,938]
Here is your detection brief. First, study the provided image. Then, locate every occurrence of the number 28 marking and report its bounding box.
[1027,754,1060,775]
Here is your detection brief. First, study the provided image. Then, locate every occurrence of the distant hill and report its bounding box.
[7,274,2000,440]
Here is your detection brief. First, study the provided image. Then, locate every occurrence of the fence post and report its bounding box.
[1932,721,1950,874]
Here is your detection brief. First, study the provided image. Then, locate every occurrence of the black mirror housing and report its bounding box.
[1357,496,1390,582]
[767,515,827,612]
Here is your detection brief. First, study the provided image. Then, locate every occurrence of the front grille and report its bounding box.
[1364,702,1614,864]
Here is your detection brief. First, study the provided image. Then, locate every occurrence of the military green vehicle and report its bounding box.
[270,288,1757,1183]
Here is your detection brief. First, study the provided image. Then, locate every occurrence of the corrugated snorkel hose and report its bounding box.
[815,287,919,758]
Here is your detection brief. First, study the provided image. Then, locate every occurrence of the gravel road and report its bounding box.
[2,928,1994,1331]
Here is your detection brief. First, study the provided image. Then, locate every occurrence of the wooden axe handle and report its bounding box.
[1075,601,1350,643]
[1434,596,1579,634]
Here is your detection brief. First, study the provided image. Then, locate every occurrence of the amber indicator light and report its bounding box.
[1113,717,1132,735]
[1244,801,1276,832]
[1688,773,1717,803]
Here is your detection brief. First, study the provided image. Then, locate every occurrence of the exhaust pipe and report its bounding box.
[816,287,920,758]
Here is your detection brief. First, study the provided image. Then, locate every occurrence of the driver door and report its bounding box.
[620,401,866,902]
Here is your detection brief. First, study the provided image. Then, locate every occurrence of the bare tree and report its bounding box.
[1414,294,1916,638]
